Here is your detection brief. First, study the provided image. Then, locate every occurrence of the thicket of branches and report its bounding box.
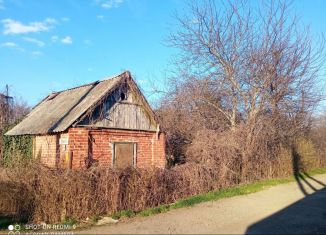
[1,133,323,224]
[0,145,318,224]
[310,111,326,163]
[157,0,326,179]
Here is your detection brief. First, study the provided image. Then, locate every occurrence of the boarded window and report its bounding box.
[113,143,136,169]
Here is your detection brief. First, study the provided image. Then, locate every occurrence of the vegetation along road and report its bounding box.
[79,174,326,234]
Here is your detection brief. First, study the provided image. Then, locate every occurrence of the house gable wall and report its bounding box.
[78,85,156,131]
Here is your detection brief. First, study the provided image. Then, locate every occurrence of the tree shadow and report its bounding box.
[245,147,326,234]
[245,188,326,234]
[292,146,325,196]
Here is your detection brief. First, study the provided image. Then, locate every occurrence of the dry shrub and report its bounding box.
[186,120,323,184]
[310,119,326,167]
[186,129,242,186]
[0,181,33,222]
[294,138,320,170]
[273,146,293,176]
[1,161,222,223]
[186,126,282,183]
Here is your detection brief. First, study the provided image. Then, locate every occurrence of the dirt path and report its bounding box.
[79,174,326,234]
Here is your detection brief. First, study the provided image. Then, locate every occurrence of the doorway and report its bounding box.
[113,142,136,169]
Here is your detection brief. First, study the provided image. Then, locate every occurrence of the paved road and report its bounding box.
[79,174,326,234]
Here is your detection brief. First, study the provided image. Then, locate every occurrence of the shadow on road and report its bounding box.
[245,148,326,234]
[245,187,326,234]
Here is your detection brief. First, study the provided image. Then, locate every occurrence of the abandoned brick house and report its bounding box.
[6,71,166,169]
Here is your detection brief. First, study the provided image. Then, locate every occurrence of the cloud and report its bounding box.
[23,37,45,47]
[192,19,199,24]
[98,0,123,9]
[51,35,59,42]
[138,79,148,85]
[83,39,91,45]
[51,35,73,45]
[31,50,43,56]
[2,18,57,35]
[61,36,72,44]
[97,15,104,20]
[1,41,17,47]
[0,41,24,51]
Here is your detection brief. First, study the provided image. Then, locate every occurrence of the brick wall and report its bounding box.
[68,128,89,168]
[34,128,166,169]
[69,128,166,169]
[33,135,59,167]
[153,132,166,168]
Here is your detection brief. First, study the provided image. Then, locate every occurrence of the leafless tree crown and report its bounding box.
[166,0,325,130]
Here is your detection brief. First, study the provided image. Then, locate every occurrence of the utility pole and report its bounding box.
[6,85,13,123]
[5,84,9,106]
[0,85,13,128]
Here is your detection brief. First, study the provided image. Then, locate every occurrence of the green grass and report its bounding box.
[110,167,326,219]
[112,210,136,220]
[307,167,326,175]
[62,217,78,226]
[90,215,101,223]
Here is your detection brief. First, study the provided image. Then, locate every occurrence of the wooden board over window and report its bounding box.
[113,142,136,169]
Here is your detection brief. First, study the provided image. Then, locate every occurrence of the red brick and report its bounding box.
[33,127,166,169]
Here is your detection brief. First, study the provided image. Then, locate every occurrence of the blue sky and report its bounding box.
[0,0,326,108]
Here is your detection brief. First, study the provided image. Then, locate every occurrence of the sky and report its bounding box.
[0,0,326,108]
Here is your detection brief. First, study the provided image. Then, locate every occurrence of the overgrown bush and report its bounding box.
[0,181,33,222]
[1,139,324,225]
[185,119,304,183]
[1,123,32,167]
[310,114,326,166]
[1,162,221,223]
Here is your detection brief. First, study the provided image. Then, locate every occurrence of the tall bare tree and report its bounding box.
[167,0,325,132]
[157,0,326,172]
